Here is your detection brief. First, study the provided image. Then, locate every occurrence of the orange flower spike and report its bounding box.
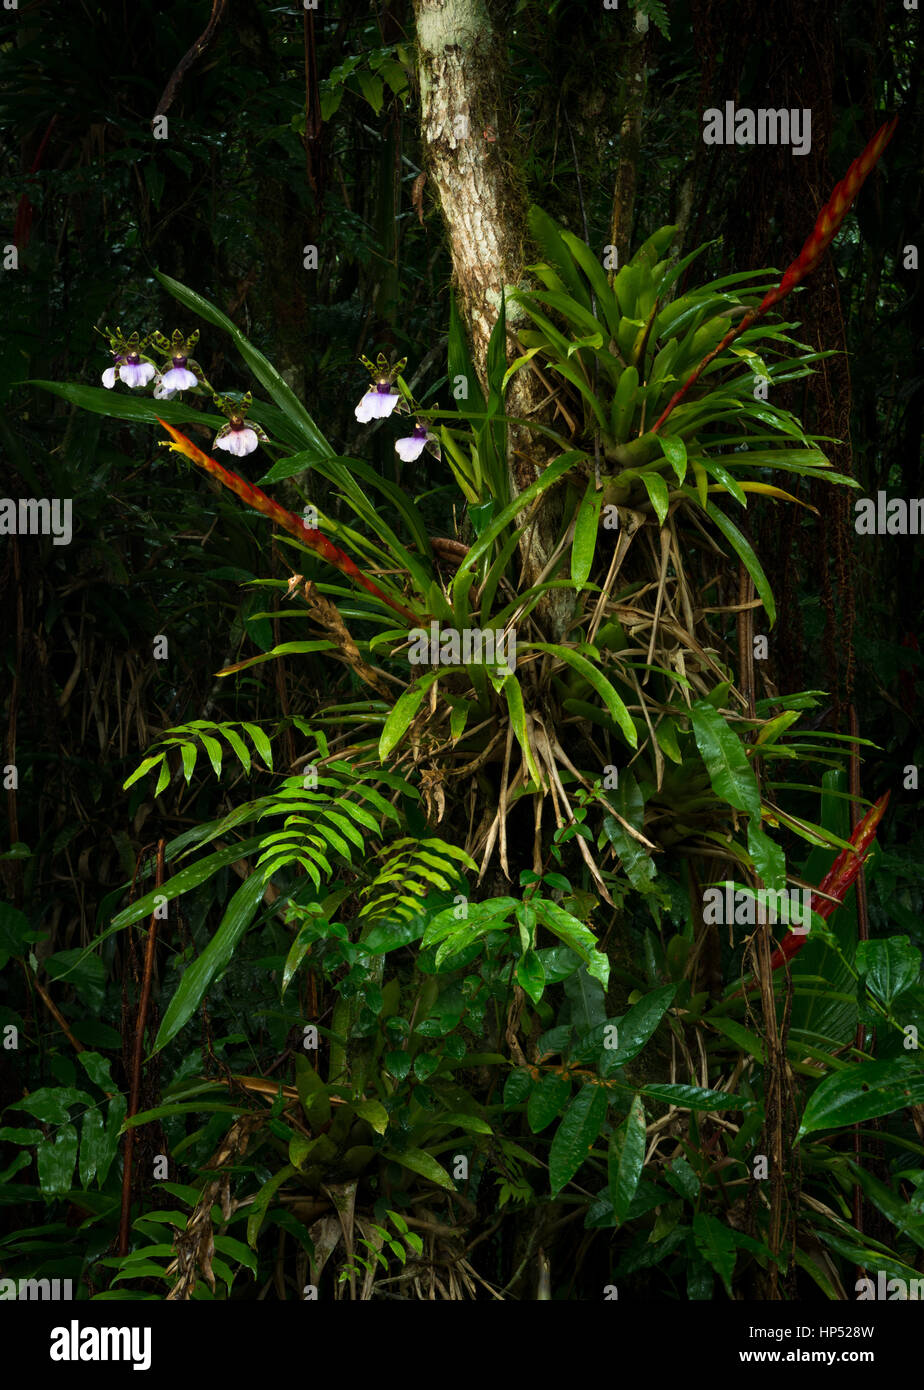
[652,119,897,436]
[766,791,890,973]
[157,418,421,625]
[759,118,898,313]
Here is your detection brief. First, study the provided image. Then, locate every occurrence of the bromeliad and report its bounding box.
[652,118,898,434]
[731,792,890,998]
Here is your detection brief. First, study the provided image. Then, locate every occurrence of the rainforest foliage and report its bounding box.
[1,0,923,1302]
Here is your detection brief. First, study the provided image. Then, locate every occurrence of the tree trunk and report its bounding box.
[412,0,570,629]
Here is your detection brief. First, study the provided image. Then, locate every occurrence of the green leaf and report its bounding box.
[351,1099,389,1135]
[710,1017,766,1064]
[502,674,542,785]
[608,1094,646,1222]
[747,817,786,892]
[533,900,610,990]
[855,937,921,1007]
[383,1147,456,1191]
[379,671,440,759]
[527,206,591,309]
[516,948,546,1005]
[78,1107,105,1188]
[692,1212,737,1298]
[797,1059,924,1140]
[527,1073,571,1133]
[153,871,268,1053]
[572,477,604,587]
[641,1084,752,1112]
[701,498,776,626]
[690,700,761,819]
[247,1165,297,1249]
[448,290,485,412]
[36,1123,78,1194]
[549,1083,609,1195]
[77,1051,117,1093]
[28,381,225,432]
[527,643,637,747]
[109,835,266,932]
[659,434,687,485]
[607,984,677,1067]
[640,472,670,527]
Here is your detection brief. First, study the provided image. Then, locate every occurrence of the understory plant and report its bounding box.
[3,119,922,1302]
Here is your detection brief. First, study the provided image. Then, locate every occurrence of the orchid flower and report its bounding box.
[212,392,270,457]
[395,420,440,463]
[354,352,407,423]
[150,329,204,394]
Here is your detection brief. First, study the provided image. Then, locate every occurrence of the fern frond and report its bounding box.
[359,837,477,924]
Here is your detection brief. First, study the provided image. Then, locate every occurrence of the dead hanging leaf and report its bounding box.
[412,172,426,225]
[165,1115,262,1300]
[419,765,447,824]
[301,580,393,697]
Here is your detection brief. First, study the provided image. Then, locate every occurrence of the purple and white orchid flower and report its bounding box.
[153,330,202,395]
[355,380,401,423]
[159,358,199,392]
[395,421,440,463]
[214,418,260,457]
[118,353,157,389]
[212,392,270,458]
[102,356,125,389]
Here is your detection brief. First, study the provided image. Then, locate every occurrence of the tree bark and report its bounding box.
[412,0,568,625]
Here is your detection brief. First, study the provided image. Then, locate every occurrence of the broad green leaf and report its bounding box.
[534,900,609,990]
[351,1099,389,1135]
[702,498,776,626]
[379,671,440,759]
[154,271,335,457]
[109,835,266,933]
[747,816,786,891]
[693,1212,737,1298]
[29,381,225,431]
[855,937,921,1008]
[528,1073,572,1133]
[78,1107,105,1188]
[572,477,604,587]
[527,643,637,747]
[641,1083,753,1112]
[690,700,761,818]
[153,871,268,1052]
[248,1165,297,1249]
[608,1094,646,1222]
[710,1017,766,1063]
[36,1124,78,1194]
[797,1059,924,1140]
[659,434,687,485]
[502,674,542,785]
[607,984,677,1067]
[640,472,670,527]
[549,1083,608,1195]
[383,1147,456,1191]
[516,948,546,1004]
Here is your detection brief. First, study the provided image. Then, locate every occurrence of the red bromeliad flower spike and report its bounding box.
[157,417,422,625]
[731,791,890,999]
[766,790,890,973]
[651,118,898,435]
